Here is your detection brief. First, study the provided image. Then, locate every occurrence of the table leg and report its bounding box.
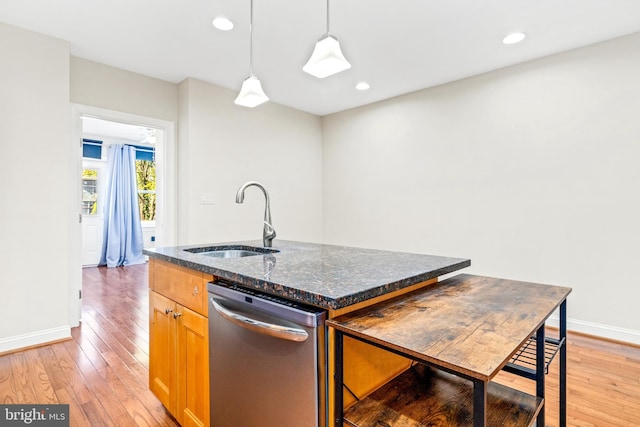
[473,380,487,427]
[536,326,546,427]
[560,300,567,427]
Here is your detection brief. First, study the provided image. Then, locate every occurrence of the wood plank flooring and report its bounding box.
[493,331,640,426]
[0,263,178,427]
[1,264,639,426]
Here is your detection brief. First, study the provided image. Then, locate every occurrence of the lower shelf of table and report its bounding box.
[504,335,564,380]
[343,364,543,427]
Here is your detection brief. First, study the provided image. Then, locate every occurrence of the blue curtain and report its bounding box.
[99,144,146,268]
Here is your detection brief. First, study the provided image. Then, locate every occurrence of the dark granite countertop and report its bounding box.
[144,240,470,310]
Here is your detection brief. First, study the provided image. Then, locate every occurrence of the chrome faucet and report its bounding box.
[235,181,276,247]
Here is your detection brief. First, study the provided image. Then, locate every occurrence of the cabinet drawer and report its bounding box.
[150,258,212,316]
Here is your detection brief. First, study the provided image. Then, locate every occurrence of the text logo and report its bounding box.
[1,405,69,426]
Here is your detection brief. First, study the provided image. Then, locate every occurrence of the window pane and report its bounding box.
[138,192,156,221]
[82,169,98,215]
[133,145,154,161]
[82,139,103,159]
[136,160,156,221]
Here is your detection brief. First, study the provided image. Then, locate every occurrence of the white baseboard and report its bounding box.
[546,315,640,346]
[0,326,71,354]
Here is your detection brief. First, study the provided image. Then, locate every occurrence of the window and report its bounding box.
[82,142,156,220]
[133,145,154,162]
[135,147,156,222]
[83,139,103,159]
[82,169,98,215]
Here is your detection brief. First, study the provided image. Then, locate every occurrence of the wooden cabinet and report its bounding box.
[149,259,212,427]
[149,291,175,411]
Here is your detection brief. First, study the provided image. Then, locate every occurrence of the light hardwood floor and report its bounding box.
[0,264,178,427]
[1,264,639,426]
[494,330,640,426]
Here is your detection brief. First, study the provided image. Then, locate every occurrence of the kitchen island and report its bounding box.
[145,240,570,427]
[144,240,470,427]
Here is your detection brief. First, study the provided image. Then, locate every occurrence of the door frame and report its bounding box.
[70,103,177,326]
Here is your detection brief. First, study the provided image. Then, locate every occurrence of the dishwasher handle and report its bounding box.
[210,297,309,342]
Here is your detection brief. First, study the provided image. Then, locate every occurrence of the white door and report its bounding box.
[81,164,104,266]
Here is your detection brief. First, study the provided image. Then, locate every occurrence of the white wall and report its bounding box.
[322,32,640,343]
[0,23,72,351]
[177,78,323,245]
[70,57,178,122]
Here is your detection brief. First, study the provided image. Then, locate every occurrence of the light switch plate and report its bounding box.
[200,192,215,205]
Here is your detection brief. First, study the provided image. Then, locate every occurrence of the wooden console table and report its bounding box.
[327,274,571,427]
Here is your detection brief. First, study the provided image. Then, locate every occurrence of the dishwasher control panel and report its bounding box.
[208,279,326,327]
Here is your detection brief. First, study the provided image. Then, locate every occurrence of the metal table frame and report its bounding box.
[332,300,567,427]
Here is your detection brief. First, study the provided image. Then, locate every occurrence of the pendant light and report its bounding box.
[303,0,351,78]
[235,0,269,107]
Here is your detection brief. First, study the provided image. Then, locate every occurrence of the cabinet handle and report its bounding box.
[192,285,199,296]
[173,312,182,319]
[165,308,173,314]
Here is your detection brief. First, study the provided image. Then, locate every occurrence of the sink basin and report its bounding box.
[184,245,279,259]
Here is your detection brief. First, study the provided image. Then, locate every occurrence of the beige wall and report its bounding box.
[177,78,323,245]
[322,32,640,343]
[0,22,72,350]
[70,57,178,122]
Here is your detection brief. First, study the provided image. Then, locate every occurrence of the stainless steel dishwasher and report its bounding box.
[207,280,326,427]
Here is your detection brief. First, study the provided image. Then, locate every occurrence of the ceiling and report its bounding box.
[2,0,640,116]
[82,117,156,143]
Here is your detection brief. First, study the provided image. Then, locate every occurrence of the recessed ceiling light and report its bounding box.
[502,32,526,45]
[212,17,234,31]
[355,82,370,91]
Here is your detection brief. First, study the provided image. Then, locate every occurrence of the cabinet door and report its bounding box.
[149,291,177,413]
[176,304,210,427]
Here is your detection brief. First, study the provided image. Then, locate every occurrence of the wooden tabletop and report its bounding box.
[327,274,572,381]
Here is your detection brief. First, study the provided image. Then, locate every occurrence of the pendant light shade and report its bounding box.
[235,75,269,107]
[303,34,351,78]
[235,0,269,107]
[303,0,351,78]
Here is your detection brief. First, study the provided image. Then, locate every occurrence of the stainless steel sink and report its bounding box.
[184,245,279,258]
[200,249,264,258]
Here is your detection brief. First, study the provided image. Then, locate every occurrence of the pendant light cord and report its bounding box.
[249,0,254,75]
[326,0,330,35]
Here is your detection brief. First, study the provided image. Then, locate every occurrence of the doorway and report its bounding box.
[70,104,177,327]
[81,117,162,266]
